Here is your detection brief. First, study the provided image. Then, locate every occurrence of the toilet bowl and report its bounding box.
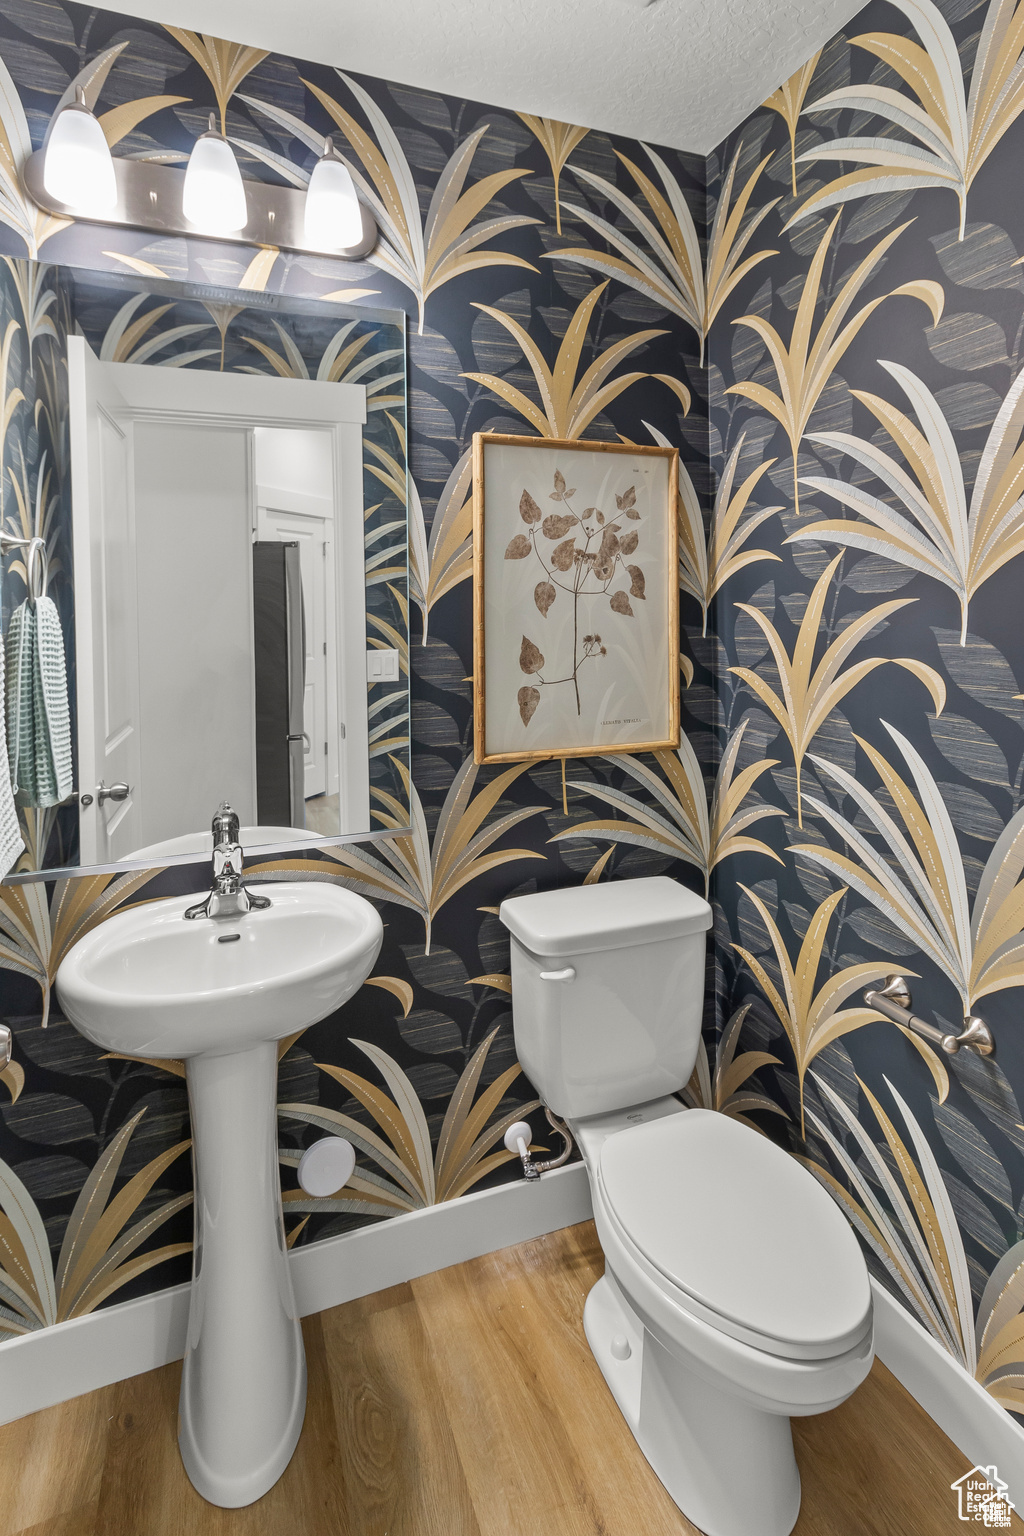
[499,877,874,1536]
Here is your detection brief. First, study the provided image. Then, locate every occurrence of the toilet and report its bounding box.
[499,875,874,1536]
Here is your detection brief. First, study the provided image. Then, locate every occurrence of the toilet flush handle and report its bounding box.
[539,966,575,982]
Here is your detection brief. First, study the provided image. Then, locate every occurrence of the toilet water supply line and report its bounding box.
[504,1108,575,1181]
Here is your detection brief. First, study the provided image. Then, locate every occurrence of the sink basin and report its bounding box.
[55,881,383,1509]
[57,883,383,1058]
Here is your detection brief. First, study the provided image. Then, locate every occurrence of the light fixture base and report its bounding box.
[24,149,378,260]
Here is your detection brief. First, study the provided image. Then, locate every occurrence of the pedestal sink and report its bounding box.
[55,883,383,1508]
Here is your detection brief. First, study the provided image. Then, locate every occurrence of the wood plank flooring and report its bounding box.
[0,1221,1008,1535]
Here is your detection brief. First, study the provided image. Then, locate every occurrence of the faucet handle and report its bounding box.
[212,802,239,847]
[213,841,243,882]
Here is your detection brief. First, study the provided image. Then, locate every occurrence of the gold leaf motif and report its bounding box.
[518,686,540,726]
[610,591,634,616]
[520,636,545,673]
[628,565,646,599]
[504,534,531,559]
[551,538,576,571]
[519,489,542,524]
[534,581,556,618]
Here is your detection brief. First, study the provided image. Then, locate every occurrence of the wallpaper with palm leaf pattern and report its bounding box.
[706,0,1024,1425]
[0,1,707,1335]
[1,0,1024,1439]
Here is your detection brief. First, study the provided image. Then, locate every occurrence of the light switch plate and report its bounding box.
[367,647,400,682]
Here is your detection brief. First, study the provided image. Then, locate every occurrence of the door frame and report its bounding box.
[106,363,369,838]
[256,487,338,802]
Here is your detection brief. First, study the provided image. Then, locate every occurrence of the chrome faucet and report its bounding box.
[184,803,272,921]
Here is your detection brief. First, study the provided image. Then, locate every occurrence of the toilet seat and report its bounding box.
[598,1109,872,1361]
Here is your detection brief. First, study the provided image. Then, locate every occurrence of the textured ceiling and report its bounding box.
[100,0,864,154]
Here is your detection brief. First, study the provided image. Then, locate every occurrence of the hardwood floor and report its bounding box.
[0,1221,1007,1535]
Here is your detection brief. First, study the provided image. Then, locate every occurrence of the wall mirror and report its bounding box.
[0,264,410,881]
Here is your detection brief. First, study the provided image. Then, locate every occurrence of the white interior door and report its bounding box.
[257,491,334,800]
[67,336,141,864]
[131,421,255,846]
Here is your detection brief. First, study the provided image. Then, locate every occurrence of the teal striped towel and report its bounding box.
[0,615,24,876]
[6,595,73,808]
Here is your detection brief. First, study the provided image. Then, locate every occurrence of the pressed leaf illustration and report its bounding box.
[763,49,823,197]
[242,74,540,333]
[0,870,158,1026]
[0,1109,191,1335]
[552,142,778,364]
[791,0,1024,239]
[648,423,781,636]
[463,281,667,439]
[726,215,944,516]
[247,755,546,953]
[793,360,1024,645]
[550,720,784,895]
[792,720,1024,1013]
[680,1003,787,1129]
[506,468,646,724]
[733,886,898,1135]
[279,1027,540,1213]
[516,115,589,233]
[806,1073,1024,1403]
[730,552,947,825]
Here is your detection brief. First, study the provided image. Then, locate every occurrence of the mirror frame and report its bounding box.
[1,266,413,883]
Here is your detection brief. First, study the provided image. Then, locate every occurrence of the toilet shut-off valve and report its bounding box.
[504,1108,575,1181]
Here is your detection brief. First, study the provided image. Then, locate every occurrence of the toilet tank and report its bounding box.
[499,877,713,1119]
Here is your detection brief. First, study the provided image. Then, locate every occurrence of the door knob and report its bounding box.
[97,781,131,805]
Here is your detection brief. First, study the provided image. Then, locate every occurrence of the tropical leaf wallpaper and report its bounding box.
[0,0,708,1335]
[707,0,1024,1426]
[1,0,1024,1443]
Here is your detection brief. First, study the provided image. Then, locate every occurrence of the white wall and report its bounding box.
[254,427,334,504]
[133,421,255,843]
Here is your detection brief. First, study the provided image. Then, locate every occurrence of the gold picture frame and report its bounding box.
[472,432,679,765]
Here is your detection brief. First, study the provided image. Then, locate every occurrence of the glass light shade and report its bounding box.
[43,102,117,212]
[182,131,248,235]
[304,153,362,250]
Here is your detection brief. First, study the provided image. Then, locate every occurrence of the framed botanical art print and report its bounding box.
[472,433,679,764]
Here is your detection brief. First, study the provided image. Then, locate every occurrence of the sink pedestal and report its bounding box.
[179,1041,306,1508]
[55,882,384,1506]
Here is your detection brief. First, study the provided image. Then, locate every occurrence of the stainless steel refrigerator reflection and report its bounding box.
[252,541,306,828]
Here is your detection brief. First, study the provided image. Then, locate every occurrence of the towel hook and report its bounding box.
[1,532,47,602]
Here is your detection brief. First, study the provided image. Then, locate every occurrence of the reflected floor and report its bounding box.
[304,794,340,837]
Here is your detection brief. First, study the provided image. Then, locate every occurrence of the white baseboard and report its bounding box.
[871,1278,1024,1505]
[6,1163,1023,1507]
[0,1162,593,1426]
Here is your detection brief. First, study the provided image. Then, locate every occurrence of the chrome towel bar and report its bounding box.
[863,975,995,1057]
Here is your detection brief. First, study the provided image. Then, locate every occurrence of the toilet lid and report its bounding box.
[599,1110,871,1352]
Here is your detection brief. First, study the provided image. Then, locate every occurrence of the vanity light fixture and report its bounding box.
[24,112,378,260]
[182,114,248,235]
[42,86,117,213]
[303,137,362,250]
